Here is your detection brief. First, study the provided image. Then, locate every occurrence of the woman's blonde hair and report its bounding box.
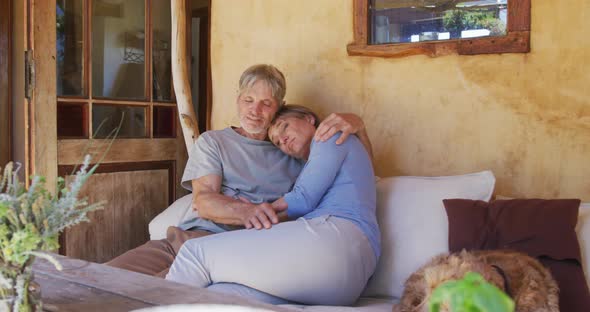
[273,105,320,127]
[239,64,286,106]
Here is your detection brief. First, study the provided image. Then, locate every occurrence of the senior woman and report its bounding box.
[166,105,380,306]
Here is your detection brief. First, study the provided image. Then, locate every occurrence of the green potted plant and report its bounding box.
[429,272,515,312]
[0,155,104,312]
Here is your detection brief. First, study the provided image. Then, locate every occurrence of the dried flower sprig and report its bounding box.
[0,156,105,312]
[0,155,105,271]
[0,113,123,312]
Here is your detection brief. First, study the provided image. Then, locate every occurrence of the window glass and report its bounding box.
[92,0,145,99]
[92,104,147,138]
[57,0,84,96]
[152,0,173,101]
[153,106,176,138]
[57,102,88,138]
[370,0,507,44]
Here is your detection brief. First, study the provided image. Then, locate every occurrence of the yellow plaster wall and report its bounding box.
[209,0,590,200]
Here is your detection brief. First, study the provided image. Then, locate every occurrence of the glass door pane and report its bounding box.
[153,106,176,138]
[93,104,147,138]
[152,0,173,101]
[57,102,88,138]
[92,0,146,99]
[57,0,84,96]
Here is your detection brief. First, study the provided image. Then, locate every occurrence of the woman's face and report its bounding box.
[269,115,316,160]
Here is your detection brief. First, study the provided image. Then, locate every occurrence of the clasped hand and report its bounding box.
[242,202,286,230]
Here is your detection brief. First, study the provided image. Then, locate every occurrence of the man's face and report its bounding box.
[237,80,280,135]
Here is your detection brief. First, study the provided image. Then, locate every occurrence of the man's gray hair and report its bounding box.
[239,64,286,106]
[273,105,320,127]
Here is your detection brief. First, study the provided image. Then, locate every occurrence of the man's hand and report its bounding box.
[313,112,374,162]
[314,113,365,145]
[192,176,277,227]
[242,203,280,230]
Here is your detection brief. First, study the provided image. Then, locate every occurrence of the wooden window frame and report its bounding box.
[347,0,531,58]
[57,0,178,139]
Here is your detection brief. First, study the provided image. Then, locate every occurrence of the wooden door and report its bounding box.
[25,0,189,263]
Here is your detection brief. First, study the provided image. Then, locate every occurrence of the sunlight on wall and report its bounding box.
[209,0,590,200]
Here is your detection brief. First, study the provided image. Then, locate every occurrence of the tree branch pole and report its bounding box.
[171,0,199,151]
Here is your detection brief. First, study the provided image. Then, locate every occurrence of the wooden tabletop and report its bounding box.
[33,254,295,312]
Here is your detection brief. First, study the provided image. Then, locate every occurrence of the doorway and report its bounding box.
[190,0,210,134]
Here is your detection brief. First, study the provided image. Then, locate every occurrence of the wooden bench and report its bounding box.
[33,254,293,312]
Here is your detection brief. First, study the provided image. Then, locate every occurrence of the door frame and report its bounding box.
[29,0,58,189]
[0,0,12,166]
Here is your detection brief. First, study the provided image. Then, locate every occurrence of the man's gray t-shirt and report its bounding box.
[179,127,304,233]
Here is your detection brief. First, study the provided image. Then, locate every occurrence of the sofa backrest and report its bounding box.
[148,171,590,298]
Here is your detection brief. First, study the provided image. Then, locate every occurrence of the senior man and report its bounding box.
[107,64,373,283]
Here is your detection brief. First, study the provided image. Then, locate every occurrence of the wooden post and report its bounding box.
[171,0,199,151]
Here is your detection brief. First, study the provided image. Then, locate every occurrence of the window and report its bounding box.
[348,0,530,58]
[56,0,176,139]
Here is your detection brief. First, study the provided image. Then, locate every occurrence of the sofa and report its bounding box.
[148,171,590,311]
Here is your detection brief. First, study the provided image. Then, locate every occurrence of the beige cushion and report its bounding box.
[149,194,196,240]
[362,171,496,298]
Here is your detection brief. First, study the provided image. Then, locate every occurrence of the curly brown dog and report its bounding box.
[395,250,559,312]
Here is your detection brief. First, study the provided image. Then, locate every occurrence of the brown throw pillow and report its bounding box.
[443,198,590,312]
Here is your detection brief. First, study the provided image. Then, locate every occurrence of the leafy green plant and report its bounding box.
[0,107,122,312]
[443,9,506,38]
[429,272,515,312]
[0,156,105,311]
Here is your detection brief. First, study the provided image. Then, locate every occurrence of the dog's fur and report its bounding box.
[395,250,559,312]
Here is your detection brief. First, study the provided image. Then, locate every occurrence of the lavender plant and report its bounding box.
[0,155,105,312]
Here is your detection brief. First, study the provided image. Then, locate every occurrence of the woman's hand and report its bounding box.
[242,202,280,230]
[314,113,366,145]
[240,197,289,229]
[271,198,289,222]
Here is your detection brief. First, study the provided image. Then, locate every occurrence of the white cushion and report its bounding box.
[281,297,396,311]
[362,170,496,298]
[134,304,278,312]
[576,202,590,291]
[148,194,197,240]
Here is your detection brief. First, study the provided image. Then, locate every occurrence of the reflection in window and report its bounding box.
[57,0,84,96]
[370,0,507,45]
[152,0,173,101]
[92,0,145,99]
[92,104,146,138]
